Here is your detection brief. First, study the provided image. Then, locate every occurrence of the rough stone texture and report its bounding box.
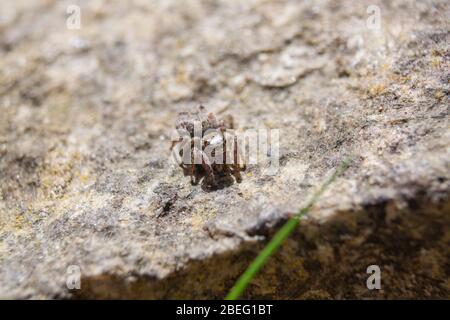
[0,0,449,299]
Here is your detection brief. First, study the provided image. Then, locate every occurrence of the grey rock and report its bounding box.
[0,0,449,299]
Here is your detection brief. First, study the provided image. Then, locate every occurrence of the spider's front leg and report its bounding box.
[171,141,184,168]
[189,151,198,185]
[193,147,216,186]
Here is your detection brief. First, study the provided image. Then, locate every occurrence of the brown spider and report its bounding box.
[171,105,245,187]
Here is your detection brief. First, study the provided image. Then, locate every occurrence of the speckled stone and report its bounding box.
[0,0,448,299]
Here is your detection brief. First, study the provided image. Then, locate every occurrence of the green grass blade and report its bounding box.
[225,159,350,300]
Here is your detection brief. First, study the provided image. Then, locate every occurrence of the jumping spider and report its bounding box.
[171,105,245,188]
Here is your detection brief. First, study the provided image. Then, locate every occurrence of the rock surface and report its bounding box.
[0,0,449,299]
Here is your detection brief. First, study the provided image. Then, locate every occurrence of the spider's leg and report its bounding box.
[221,128,229,171]
[189,149,198,185]
[190,165,197,185]
[190,148,199,185]
[171,142,184,167]
[196,149,216,186]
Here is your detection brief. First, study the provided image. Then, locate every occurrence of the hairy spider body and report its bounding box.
[171,106,245,187]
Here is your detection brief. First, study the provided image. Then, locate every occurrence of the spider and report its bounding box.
[171,105,245,187]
